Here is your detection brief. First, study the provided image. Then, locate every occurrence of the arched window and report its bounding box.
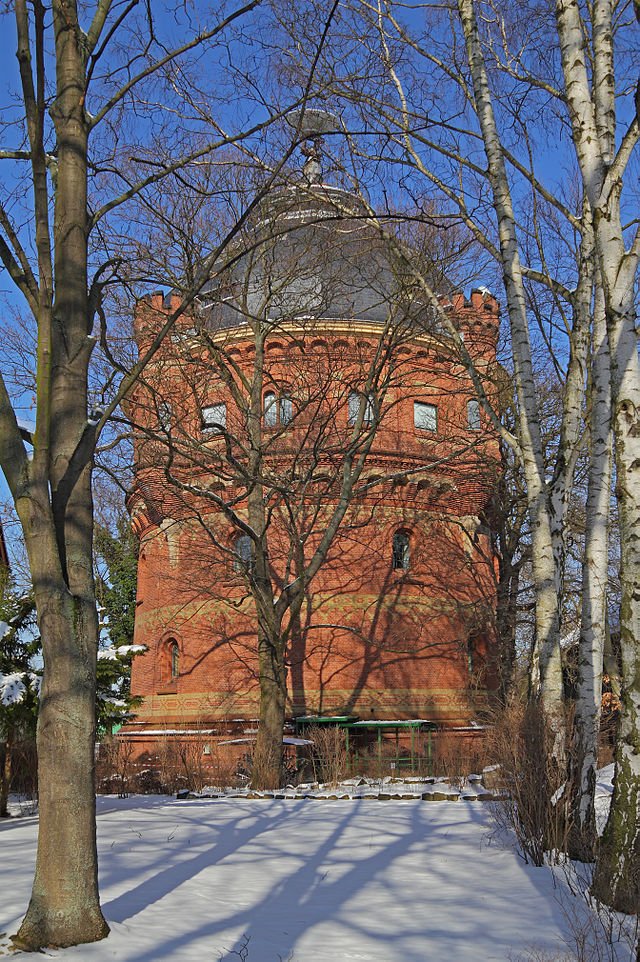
[264,391,293,427]
[279,394,293,425]
[264,392,277,427]
[467,399,481,431]
[235,534,254,573]
[202,403,226,433]
[169,640,180,678]
[392,531,410,570]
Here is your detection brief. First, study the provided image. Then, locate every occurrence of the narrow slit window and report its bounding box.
[170,640,179,678]
[392,531,410,571]
[235,534,254,573]
[414,401,437,433]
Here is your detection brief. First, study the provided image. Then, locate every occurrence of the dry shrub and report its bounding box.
[247,743,285,791]
[133,766,164,794]
[355,745,401,781]
[433,731,489,787]
[244,741,304,789]
[1,738,38,815]
[509,861,640,962]
[308,726,349,787]
[153,734,238,793]
[485,699,570,866]
[102,735,242,795]
[97,736,135,796]
[192,743,238,792]
[152,738,184,793]
[8,739,38,796]
[173,735,211,793]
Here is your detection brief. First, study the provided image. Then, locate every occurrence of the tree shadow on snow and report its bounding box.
[99,800,572,962]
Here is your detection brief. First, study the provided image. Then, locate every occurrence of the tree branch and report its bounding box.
[87,0,262,130]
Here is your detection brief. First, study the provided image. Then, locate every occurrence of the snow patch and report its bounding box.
[0,672,27,705]
[98,647,118,660]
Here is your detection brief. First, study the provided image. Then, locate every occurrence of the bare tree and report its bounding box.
[0,0,338,948]
[127,171,501,789]
[271,0,591,750]
[274,0,638,905]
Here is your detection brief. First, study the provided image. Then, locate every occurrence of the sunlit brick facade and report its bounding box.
[124,181,502,751]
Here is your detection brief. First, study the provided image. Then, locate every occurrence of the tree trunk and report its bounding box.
[0,733,12,818]
[457,0,569,741]
[567,286,611,860]
[15,589,107,947]
[591,295,640,913]
[529,517,564,695]
[13,476,108,948]
[494,469,524,703]
[251,631,287,790]
[10,1,109,946]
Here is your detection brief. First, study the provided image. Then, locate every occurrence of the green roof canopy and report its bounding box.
[294,715,359,726]
[346,720,437,731]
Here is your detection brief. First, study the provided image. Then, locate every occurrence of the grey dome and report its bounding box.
[200,184,420,330]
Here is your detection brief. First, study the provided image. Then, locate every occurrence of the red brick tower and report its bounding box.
[123,134,501,757]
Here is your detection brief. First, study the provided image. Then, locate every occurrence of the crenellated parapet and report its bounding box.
[123,174,503,742]
[438,289,500,361]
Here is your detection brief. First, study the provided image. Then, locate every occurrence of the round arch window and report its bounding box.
[392,531,410,571]
[234,534,254,573]
[168,639,180,679]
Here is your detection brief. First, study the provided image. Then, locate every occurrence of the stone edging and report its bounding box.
[178,790,504,802]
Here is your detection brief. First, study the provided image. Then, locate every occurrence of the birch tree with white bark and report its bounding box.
[278,0,637,892]
[553,0,640,911]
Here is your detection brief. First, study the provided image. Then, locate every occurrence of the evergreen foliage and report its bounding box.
[94,518,143,735]
[0,577,39,817]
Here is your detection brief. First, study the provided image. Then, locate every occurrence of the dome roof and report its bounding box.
[200,182,420,330]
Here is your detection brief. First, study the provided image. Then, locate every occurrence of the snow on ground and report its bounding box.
[0,783,633,962]
[594,763,615,833]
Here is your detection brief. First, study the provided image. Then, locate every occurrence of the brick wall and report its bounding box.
[125,295,501,740]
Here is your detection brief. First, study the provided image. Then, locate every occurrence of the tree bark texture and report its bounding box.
[252,631,287,790]
[556,0,640,910]
[15,576,106,947]
[567,285,611,858]
[9,0,108,946]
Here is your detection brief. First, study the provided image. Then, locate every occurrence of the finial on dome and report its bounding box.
[286,108,342,185]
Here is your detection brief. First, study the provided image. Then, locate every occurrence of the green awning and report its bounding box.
[294,715,360,726]
[345,720,438,731]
